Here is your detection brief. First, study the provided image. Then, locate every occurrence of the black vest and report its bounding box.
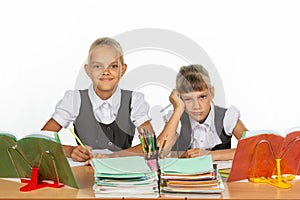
[172,105,231,151]
[73,89,135,151]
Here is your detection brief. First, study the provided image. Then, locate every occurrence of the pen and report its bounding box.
[68,128,87,149]
[160,139,167,154]
[213,164,218,180]
[148,143,151,158]
[139,135,146,153]
[160,103,172,113]
[152,134,156,152]
[145,131,151,147]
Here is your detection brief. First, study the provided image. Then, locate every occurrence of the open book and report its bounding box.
[0,130,78,189]
[228,127,300,182]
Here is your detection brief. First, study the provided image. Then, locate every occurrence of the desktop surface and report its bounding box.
[1,166,300,200]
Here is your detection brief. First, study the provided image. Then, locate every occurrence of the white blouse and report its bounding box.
[165,103,240,150]
[52,85,151,128]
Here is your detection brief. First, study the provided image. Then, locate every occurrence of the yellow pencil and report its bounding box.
[68,128,86,149]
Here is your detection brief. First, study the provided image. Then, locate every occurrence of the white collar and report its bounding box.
[190,102,215,130]
[88,85,121,112]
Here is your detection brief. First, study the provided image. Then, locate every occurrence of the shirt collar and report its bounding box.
[88,84,121,112]
[190,102,215,130]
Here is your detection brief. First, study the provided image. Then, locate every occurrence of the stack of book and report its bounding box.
[213,160,233,179]
[159,155,224,196]
[91,156,159,198]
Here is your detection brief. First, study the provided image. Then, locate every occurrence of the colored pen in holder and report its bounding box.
[140,129,159,172]
[145,151,159,172]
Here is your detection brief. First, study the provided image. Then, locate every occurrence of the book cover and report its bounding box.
[0,130,78,188]
[228,128,300,182]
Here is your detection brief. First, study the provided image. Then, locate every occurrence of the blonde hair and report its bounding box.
[176,64,212,93]
[87,37,124,66]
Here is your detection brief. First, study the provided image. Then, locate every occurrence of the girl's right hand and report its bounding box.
[70,145,92,162]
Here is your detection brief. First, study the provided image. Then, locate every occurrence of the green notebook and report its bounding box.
[0,131,78,188]
[160,154,213,174]
[92,156,154,178]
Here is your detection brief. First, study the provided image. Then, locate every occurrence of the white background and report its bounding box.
[1,0,300,146]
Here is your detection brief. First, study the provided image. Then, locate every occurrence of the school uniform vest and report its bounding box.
[172,105,231,151]
[73,89,135,152]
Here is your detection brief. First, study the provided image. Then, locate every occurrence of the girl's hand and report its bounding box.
[70,145,92,162]
[182,148,209,158]
[93,153,112,159]
[169,89,184,114]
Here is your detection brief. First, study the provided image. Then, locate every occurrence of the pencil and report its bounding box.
[160,103,172,113]
[139,135,146,153]
[68,128,86,149]
[160,139,167,153]
[161,139,167,149]
[152,134,156,152]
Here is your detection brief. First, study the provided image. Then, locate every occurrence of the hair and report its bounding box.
[87,37,124,66]
[176,64,212,93]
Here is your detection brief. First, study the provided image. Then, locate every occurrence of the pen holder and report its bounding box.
[145,151,162,194]
[145,152,159,172]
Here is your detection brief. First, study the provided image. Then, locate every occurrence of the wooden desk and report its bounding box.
[1,166,300,200]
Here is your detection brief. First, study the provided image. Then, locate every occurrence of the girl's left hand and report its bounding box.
[182,148,209,158]
[169,89,185,114]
